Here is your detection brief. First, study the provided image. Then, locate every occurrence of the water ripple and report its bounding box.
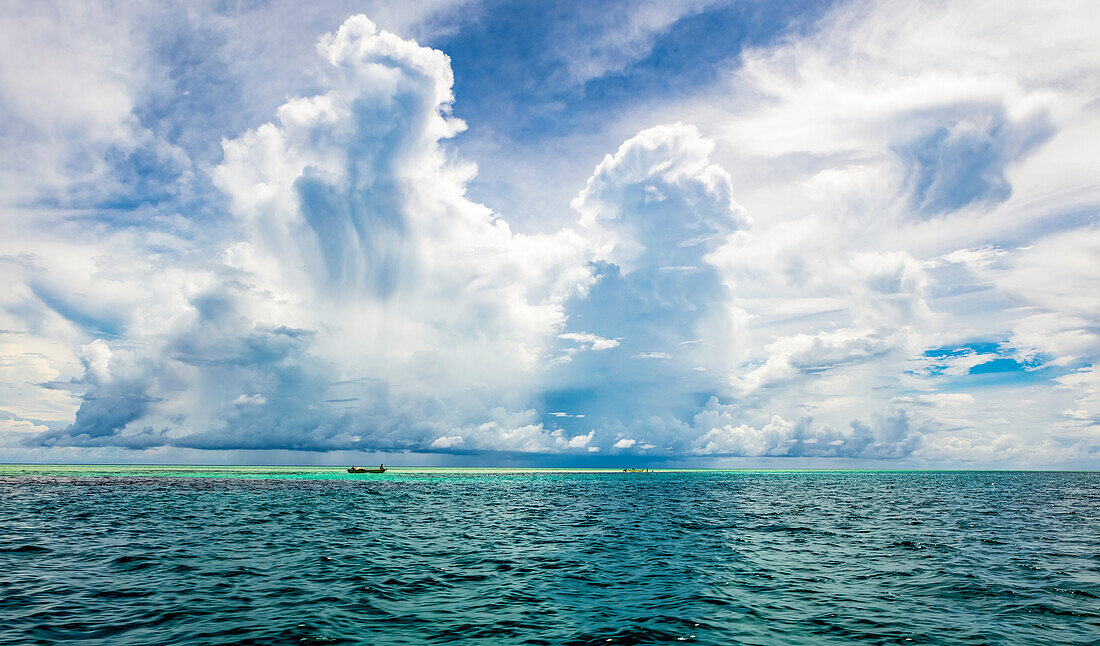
[1,470,1098,645]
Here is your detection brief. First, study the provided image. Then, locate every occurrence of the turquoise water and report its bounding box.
[1,467,1097,645]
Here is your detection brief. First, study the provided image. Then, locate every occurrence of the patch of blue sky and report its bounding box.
[916,341,1064,390]
[968,358,1032,375]
[942,365,1059,390]
[436,0,838,142]
[923,342,1001,359]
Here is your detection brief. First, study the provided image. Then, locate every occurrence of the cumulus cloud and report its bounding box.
[573,122,749,270]
[549,121,751,446]
[430,435,463,448]
[733,329,895,394]
[556,429,595,449]
[19,15,596,454]
[558,332,621,351]
[692,397,922,458]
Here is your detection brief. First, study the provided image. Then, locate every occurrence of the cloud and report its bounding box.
[558,332,621,351]
[572,121,749,270]
[0,2,159,207]
[430,435,463,448]
[929,228,1100,371]
[997,227,1100,320]
[896,111,1052,216]
[551,0,721,85]
[548,122,750,438]
[232,394,267,406]
[1055,366,1100,429]
[0,412,47,436]
[733,328,895,394]
[692,397,922,458]
[556,429,595,449]
[612,438,636,449]
[34,341,158,448]
[913,393,975,407]
[21,15,596,454]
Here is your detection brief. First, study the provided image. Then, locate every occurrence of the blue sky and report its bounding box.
[1,0,1098,467]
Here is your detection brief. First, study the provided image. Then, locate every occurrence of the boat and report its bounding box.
[347,465,386,473]
[622,467,650,473]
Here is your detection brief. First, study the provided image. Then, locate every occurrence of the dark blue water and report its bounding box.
[1,469,1098,645]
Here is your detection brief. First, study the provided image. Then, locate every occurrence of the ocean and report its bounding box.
[1,466,1097,645]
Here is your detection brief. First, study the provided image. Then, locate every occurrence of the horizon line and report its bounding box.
[2,462,1097,473]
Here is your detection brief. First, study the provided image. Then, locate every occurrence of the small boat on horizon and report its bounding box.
[623,467,650,473]
[347,465,386,474]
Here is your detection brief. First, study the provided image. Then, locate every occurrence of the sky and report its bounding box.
[0,0,1098,468]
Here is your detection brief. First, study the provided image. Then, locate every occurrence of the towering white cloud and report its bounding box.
[573,122,749,270]
[23,15,598,455]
